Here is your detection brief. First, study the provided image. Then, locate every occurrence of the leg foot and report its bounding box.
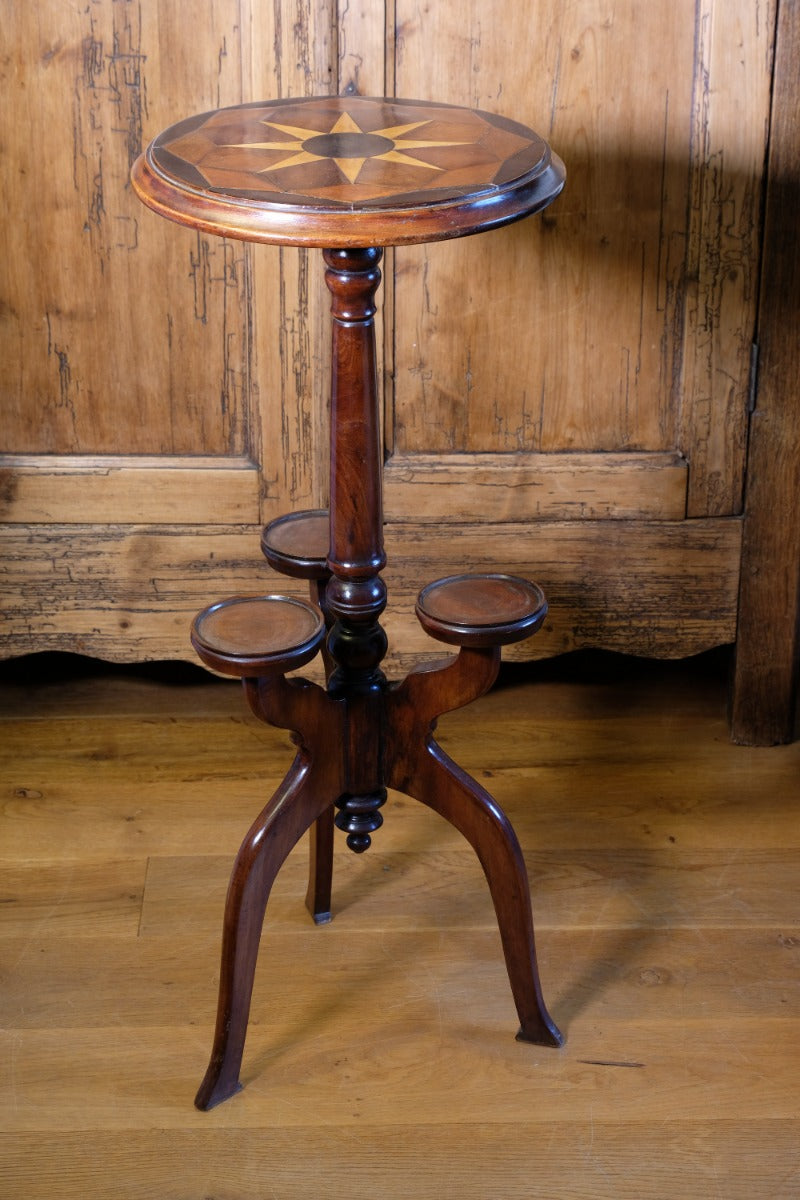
[305,806,335,924]
[516,1023,564,1047]
[194,754,336,1111]
[396,740,562,1047]
[386,661,562,1049]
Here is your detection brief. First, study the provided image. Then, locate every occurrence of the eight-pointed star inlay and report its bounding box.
[228,110,469,185]
[151,97,551,212]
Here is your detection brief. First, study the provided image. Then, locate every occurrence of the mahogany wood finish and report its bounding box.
[416,574,548,648]
[191,594,325,678]
[261,507,335,918]
[132,96,565,247]
[260,510,331,581]
[261,509,333,637]
[132,95,565,1110]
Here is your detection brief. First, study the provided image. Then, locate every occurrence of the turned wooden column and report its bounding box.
[324,246,387,686]
[324,246,389,849]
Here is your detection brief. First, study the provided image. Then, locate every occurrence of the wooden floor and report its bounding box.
[1,649,799,1198]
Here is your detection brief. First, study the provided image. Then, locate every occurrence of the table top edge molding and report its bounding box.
[130,94,566,248]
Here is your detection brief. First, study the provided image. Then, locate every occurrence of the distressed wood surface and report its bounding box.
[338,0,390,97]
[0,519,740,665]
[0,455,259,524]
[390,0,772,490]
[1,656,799,1195]
[731,0,800,745]
[0,2,250,457]
[0,0,789,744]
[336,1,393,461]
[679,0,777,517]
[247,2,337,518]
[383,451,687,522]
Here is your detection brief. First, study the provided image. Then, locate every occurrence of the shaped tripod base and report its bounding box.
[194,674,343,1111]
[194,750,318,1111]
[386,649,563,1050]
[194,647,562,1111]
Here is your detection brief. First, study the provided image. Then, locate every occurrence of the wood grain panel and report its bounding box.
[679,0,777,516]
[338,0,391,97]
[731,0,800,744]
[247,3,338,520]
[392,0,696,454]
[0,456,259,523]
[336,0,395,448]
[3,1123,798,1200]
[379,519,741,663]
[384,451,687,521]
[0,2,251,457]
[0,519,740,663]
[389,0,773,523]
[0,0,785,738]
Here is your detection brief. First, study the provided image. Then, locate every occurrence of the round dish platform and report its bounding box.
[191,594,325,677]
[416,573,548,647]
[260,510,331,580]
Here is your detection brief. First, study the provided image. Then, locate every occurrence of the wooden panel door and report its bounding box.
[0,0,785,729]
[0,1,334,661]
[731,0,800,745]
[371,0,775,669]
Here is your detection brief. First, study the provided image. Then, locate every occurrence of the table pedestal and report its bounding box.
[131,92,568,1110]
[191,248,562,1111]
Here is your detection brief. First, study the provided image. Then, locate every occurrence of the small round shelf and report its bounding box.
[191,594,326,677]
[260,510,331,580]
[416,573,548,648]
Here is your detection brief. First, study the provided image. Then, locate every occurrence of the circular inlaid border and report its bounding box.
[132,96,565,248]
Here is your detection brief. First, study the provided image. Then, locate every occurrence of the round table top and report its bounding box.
[131,95,565,248]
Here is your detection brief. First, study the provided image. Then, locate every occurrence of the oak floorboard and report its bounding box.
[2,760,798,857]
[134,845,800,933]
[2,1019,798,1133]
[0,859,145,936]
[3,762,799,857]
[2,844,796,937]
[1,651,798,1197]
[3,663,798,861]
[2,929,797,1028]
[3,1122,798,1200]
